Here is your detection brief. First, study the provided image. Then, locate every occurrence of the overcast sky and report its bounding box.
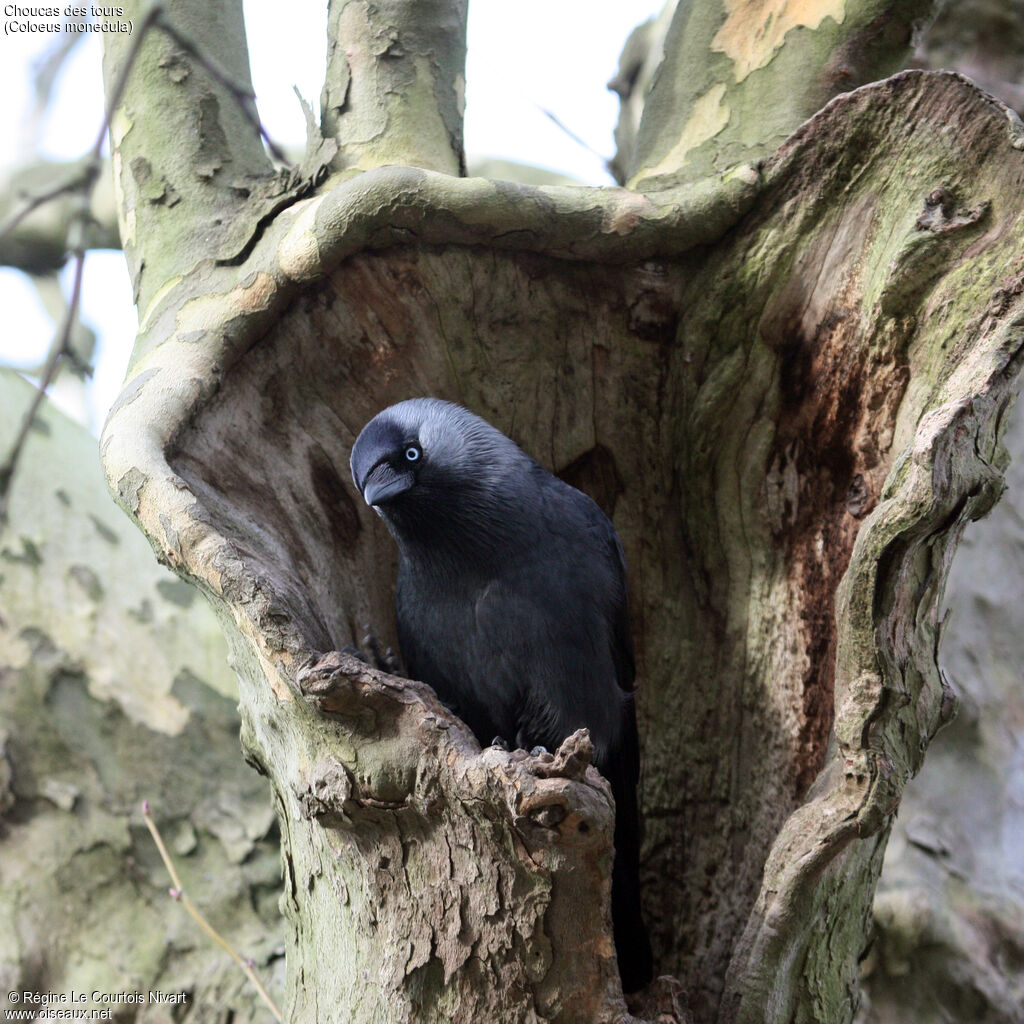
[0,2,662,429]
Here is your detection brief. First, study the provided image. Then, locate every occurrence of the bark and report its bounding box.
[607,2,678,186]
[852,7,1024,1019]
[0,370,283,1020]
[856,395,1024,1023]
[97,1,1024,1022]
[626,0,933,187]
[321,0,467,176]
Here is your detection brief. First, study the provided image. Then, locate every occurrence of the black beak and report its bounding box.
[361,461,413,507]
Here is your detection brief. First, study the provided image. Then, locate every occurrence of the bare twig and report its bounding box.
[0,12,156,527]
[141,801,283,1022]
[0,5,160,247]
[0,246,86,527]
[0,160,99,243]
[22,27,86,152]
[0,9,167,530]
[0,1,289,246]
[536,104,606,159]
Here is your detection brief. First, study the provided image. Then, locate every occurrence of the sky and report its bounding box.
[0,1,663,430]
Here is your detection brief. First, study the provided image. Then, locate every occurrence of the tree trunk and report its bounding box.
[98,1,1024,1021]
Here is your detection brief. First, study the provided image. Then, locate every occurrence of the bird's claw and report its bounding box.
[343,624,401,674]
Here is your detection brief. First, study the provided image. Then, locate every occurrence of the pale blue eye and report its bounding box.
[404,445,421,462]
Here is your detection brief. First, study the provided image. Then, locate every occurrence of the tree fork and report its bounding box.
[100,3,1024,1019]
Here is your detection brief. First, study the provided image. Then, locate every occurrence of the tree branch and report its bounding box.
[101,0,274,314]
[629,0,936,188]
[0,249,86,528]
[142,801,283,1022]
[321,0,468,176]
[0,160,119,273]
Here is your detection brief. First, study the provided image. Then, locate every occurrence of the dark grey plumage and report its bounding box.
[350,397,652,992]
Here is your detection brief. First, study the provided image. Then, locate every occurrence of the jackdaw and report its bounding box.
[350,397,653,993]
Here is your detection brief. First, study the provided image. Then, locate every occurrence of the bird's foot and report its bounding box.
[342,624,402,674]
[531,730,594,780]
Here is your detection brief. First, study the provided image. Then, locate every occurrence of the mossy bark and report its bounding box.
[98,1,1024,1021]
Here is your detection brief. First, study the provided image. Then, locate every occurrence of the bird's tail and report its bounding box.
[608,698,653,993]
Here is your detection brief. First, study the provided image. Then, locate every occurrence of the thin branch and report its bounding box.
[1,2,288,248]
[0,161,99,244]
[0,4,158,247]
[141,801,283,1022]
[0,6,164,525]
[0,245,86,528]
[0,9,168,530]
[22,27,86,153]
[536,104,605,160]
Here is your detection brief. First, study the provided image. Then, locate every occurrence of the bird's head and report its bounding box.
[350,398,526,528]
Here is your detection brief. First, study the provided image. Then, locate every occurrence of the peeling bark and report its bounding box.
[97,1,1024,1020]
[628,0,934,187]
[322,0,467,175]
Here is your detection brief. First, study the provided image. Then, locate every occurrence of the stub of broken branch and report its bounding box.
[292,649,634,1022]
